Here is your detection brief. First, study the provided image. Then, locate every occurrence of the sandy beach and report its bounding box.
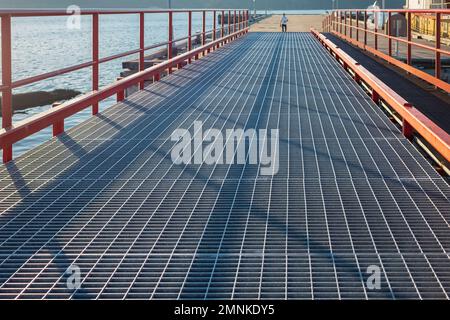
[250,14,325,32]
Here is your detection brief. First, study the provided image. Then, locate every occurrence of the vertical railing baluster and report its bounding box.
[139,12,145,90]
[221,10,224,38]
[350,11,352,38]
[344,11,347,36]
[168,11,173,74]
[188,11,192,63]
[202,11,206,45]
[52,102,64,136]
[388,11,392,56]
[234,10,236,34]
[374,10,378,50]
[213,10,216,41]
[1,14,13,163]
[436,12,441,80]
[356,11,359,41]
[407,11,412,65]
[92,13,99,115]
[227,10,231,34]
[364,11,367,46]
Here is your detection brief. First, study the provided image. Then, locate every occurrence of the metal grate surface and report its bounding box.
[0,33,449,300]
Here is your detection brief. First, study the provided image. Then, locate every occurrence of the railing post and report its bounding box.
[168,11,173,74]
[1,15,13,163]
[247,10,249,29]
[221,10,224,38]
[234,10,236,34]
[402,104,414,140]
[364,11,367,46]
[349,11,352,38]
[239,10,242,31]
[227,10,231,34]
[356,11,359,41]
[336,11,339,32]
[329,14,331,32]
[344,11,348,35]
[139,12,145,90]
[436,12,441,80]
[92,13,99,115]
[388,11,392,56]
[213,10,216,41]
[188,11,192,63]
[52,102,64,136]
[374,10,378,50]
[117,90,125,102]
[407,11,412,65]
[202,11,206,46]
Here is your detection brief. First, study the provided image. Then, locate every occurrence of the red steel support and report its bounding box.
[234,10,236,34]
[220,10,225,38]
[228,10,231,37]
[364,11,367,46]
[213,10,216,41]
[139,12,145,89]
[374,11,378,50]
[349,11,352,38]
[221,10,224,38]
[407,11,412,65]
[355,11,359,41]
[371,90,380,104]
[239,10,242,30]
[188,11,192,63]
[92,13,99,115]
[388,12,392,56]
[202,11,206,46]
[344,11,347,36]
[336,12,339,32]
[168,11,173,73]
[402,104,414,140]
[246,10,249,29]
[436,12,441,80]
[117,90,125,102]
[52,103,64,136]
[1,15,13,162]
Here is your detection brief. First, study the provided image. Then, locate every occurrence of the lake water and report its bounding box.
[0,10,324,159]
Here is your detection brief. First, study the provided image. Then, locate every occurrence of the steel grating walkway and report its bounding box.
[0,32,449,300]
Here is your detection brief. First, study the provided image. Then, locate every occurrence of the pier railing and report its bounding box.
[0,9,249,163]
[322,9,450,93]
[312,27,450,169]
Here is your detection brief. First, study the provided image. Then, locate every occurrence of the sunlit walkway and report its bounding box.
[0,33,449,299]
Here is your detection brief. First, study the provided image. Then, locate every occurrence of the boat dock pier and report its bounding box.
[0,9,449,300]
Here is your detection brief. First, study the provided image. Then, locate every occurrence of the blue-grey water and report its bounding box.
[1,10,324,159]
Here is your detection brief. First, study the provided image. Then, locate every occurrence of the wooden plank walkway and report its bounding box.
[0,32,449,300]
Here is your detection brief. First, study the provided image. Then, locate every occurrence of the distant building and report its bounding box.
[405,0,450,8]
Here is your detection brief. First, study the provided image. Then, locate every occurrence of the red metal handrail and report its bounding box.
[0,9,250,163]
[322,9,450,93]
[311,28,450,166]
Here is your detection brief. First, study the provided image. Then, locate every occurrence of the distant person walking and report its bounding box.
[280,14,288,32]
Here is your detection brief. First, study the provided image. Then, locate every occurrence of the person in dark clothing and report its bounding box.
[280,13,288,32]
